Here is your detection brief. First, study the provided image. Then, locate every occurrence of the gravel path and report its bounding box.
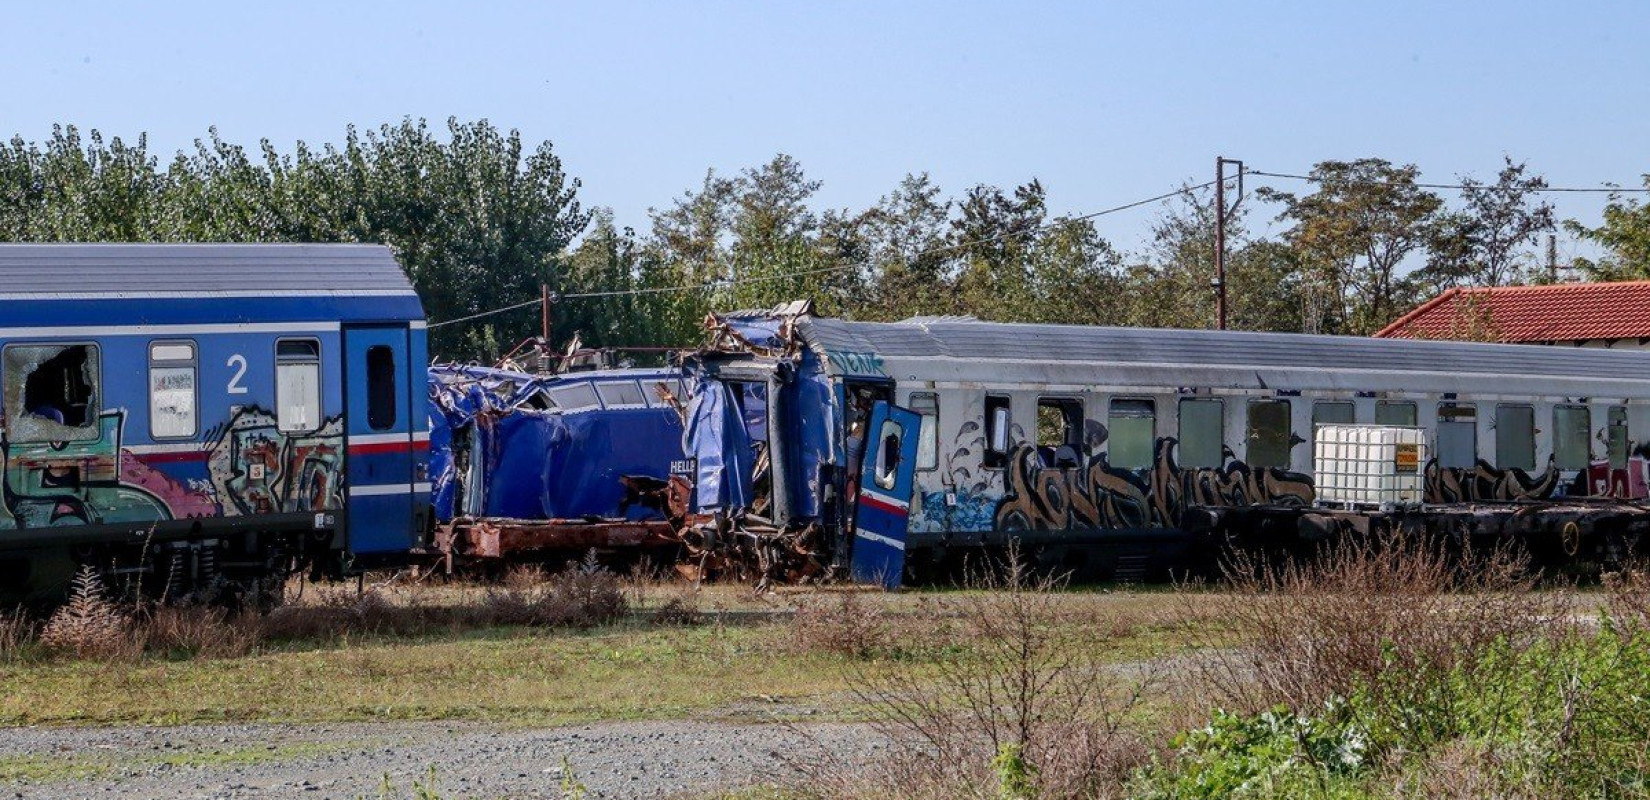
[0,720,885,799]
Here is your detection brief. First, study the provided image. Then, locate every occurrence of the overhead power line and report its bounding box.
[428,176,1233,329]
[1247,169,1650,194]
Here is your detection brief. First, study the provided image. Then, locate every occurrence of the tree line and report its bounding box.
[4,119,1648,359]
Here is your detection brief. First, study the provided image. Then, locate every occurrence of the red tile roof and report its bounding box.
[1374,281,1650,343]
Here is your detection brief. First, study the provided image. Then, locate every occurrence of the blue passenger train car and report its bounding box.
[0,244,429,604]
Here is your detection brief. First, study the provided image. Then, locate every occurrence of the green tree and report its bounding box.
[1420,157,1554,290]
[857,173,954,320]
[951,180,1047,321]
[1566,174,1650,281]
[0,119,590,360]
[1260,158,1443,335]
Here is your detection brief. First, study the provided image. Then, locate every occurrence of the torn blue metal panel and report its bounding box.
[724,317,789,351]
[739,382,768,443]
[684,377,753,512]
[787,348,837,520]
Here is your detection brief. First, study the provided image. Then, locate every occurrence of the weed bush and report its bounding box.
[1183,532,1557,720]
[842,554,1156,800]
[38,566,138,659]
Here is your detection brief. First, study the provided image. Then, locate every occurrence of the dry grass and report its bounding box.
[0,608,34,664]
[809,555,1162,800]
[1604,566,1649,626]
[1180,532,1560,716]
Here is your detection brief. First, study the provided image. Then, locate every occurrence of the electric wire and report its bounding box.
[1246,169,1650,194]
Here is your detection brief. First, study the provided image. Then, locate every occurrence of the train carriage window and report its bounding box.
[873,415,907,490]
[984,394,1011,469]
[1107,399,1155,470]
[1247,399,1294,468]
[365,345,396,431]
[1608,406,1630,469]
[1376,400,1418,427]
[1554,405,1591,471]
[1036,397,1084,467]
[3,343,101,442]
[1178,398,1225,468]
[1312,401,1355,427]
[595,380,646,408]
[548,382,601,411]
[1438,404,1478,469]
[275,339,322,433]
[909,392,939,471]
[1496,405,1536,471]
[149,341,198,438]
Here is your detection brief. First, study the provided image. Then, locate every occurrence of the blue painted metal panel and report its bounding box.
[343,325,416,555]
[850,402,922,589]
[0,328,351,535]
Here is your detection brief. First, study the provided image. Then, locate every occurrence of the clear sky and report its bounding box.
[5,1,1647,261]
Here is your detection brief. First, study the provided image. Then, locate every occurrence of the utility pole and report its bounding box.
[1213,157,1245,330]
[1547,235,1559,283]
[537,283,555,375]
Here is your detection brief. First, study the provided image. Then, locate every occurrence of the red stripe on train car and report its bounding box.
[859,491,909,517]
[348,439,431,455]
[132,450,210,464]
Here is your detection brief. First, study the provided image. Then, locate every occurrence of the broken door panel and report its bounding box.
[850,402,922,589]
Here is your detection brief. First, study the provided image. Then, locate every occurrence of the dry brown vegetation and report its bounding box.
[1181,533,1562,715]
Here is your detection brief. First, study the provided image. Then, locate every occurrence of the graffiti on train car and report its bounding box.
[0,405,344,529]
[1423,458,1560,503]
[993,437,1316,532]
[206,407,345,516]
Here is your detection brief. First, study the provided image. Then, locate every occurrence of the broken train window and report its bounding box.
[4,343,101,442]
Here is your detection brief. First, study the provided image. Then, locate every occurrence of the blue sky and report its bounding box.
[5,1,1647,261]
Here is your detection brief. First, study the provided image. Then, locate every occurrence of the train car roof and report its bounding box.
[714,311,1650,398]
[0,243,422,327]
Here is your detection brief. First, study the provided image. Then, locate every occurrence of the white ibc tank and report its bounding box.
[1313,424,1428,508]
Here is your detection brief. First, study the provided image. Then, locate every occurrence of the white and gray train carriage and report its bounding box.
[682,305,1650,586]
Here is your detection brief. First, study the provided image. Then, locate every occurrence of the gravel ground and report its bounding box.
[0,720,885,799]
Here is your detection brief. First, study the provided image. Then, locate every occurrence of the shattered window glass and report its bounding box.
[276,339,322,433]
[4,343,101,442]
[149,340,197,439]
[1247,399,1293,468]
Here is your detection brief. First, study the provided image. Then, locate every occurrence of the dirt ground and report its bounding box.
[0,719,883,799]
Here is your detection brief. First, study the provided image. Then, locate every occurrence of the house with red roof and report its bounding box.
[1373,281,1650,349]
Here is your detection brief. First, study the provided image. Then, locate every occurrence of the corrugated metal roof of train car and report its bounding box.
[795,317,1650,384]
[0,243,416,297]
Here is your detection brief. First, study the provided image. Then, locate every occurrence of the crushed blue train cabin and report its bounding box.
[0,243,429,603]
[427,363,692,562]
